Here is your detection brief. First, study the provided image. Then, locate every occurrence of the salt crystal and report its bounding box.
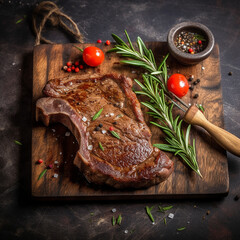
[187,221,190,224]
[131,70,136,74]
[71,154,73,157]
[88,145,93,150]
[102,130,106,134]
[59,152,62,155]
[52,129,56,132]
[152,222,156,225]
[53,173,58,178]
[168,213,174,219]
[105,114,109,117]
[12,62,16,66]
[110,113,114,116]
[65,131,70,137]
[57,166,59,168]
[111,208,116,213]
[202,67,205,70]
[54,161,59,164]
[188,103,192,106]
[82,116,87,122]
[124,230,128,234]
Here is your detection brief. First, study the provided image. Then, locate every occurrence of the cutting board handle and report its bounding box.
[184,106,240,157]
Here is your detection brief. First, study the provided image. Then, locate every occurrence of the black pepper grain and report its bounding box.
[193,81,198,85]
[189,86,194,91]
[188,77,194,82]
[77,102,80,105]
[95,126,100,131]
[99,124,103,128]
[234,195,239,201]
[193,94,199,98]
[113,122,117,125]
[196,79,200,83]
[228,72,232,76]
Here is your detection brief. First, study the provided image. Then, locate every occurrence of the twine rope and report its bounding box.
[32,1,84,45]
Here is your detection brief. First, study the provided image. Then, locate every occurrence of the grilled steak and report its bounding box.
[36,74,174,189]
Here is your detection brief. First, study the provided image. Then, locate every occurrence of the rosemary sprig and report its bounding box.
[99,142,104,151]
[116,214,122,225]
[112,216,116,226]
[110,130,120,139]
[14,140,22,145]
[158,205,173,213]
[109,31,202,177]
[38,169,47,181]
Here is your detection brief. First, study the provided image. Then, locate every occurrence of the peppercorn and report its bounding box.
[196,78,200,83]
[188,77,193,81]
[109,126,114,131]
[228,72,232,76]
[75,67,79,73]
[66,62,72,67]
[113,121,117,125]
[79,65,84,69]
[99,123,103,128]
[77,102,80,105]
[193,80,198,85]
[105,40,111,45]
[95,126,100,131]
[97,39,102,43]
[67,68,71,72]
[75,61,79,66]
[71,66,75,70]
[189,86,194,91]
[193,93,199,98]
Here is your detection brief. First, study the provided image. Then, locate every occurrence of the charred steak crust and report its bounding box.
[36,74,174,189]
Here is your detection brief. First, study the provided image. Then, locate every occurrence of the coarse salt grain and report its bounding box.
[52,129,56,132]
[110,113,114,116]
[54,161,59,164]
[102,130,106,134]
[168,213,174,219]
[152,222,156,225]
[105,114,109,117]
[202,67,205,70]
[12,62,16,66]
[88,145,93,150]
[131,70,136,74]
[53,173,58,178]
[82,116,87,122]
[111,208,116,213]
[124,230,128,234]
[59,152,62,155]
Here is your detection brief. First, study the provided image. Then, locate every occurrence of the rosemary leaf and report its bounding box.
[99,142,104,151]
[110,130,120,139]
[163,217,167,225]
[112,216,116,226]
[177,227,186,231]
[117,214,122,225]
[145,206,155,222]
[16,19,23,24]
[38,169,47,181]
[73,45,83,52]
[158,205,173,212]
[14,140,22,145]
[92,108,103,121]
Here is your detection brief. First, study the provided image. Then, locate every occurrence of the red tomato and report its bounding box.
[167,74,189,98]
[83,46,104,67]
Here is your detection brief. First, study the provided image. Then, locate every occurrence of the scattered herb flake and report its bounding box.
[117,214,122,225]
[92,108,103,121]
[90,212,94,216]
[158,205,173,212]
[110,130,120,139]
[177,227,186,231]
[99,142,104,151]
[163,217,167,225]
[38,169,47,180]
[16,19,23,24]
[145,206,154,222]
[14,140,22,145]
[196,104,205,113]
[112,216,116,226]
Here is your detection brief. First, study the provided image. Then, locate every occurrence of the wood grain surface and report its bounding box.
[32,42,229,199]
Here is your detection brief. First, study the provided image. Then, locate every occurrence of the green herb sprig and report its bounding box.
[14,140,22,145]
[38,169,47,180]
[158,205,173,213]
[109,31,202,177]
[99,142,104,151]
[110,130,120,139]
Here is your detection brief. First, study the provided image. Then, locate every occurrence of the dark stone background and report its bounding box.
[0,0,240,239]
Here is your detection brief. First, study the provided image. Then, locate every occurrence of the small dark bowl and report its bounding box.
[167,22,215,65]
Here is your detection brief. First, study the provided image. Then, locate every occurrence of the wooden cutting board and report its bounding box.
[32,42,229,200]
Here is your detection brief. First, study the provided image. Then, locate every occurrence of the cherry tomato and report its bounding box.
[167,74,189,98]
[83,46,104,67]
